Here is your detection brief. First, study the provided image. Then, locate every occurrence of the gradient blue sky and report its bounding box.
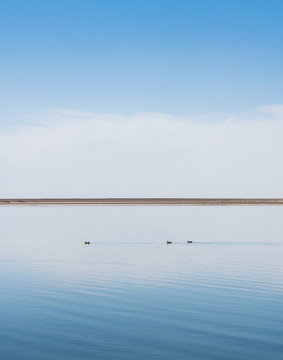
[1,0,283,124]
[1,1,283,197]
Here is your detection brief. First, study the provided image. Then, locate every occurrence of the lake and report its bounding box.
[0,206,283,359]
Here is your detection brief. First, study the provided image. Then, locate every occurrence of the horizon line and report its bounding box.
[0,198,283,206]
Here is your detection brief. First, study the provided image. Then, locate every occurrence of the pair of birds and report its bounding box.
[167,240,192,244]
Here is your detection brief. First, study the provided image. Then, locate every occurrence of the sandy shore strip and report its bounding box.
[0,198,283,206]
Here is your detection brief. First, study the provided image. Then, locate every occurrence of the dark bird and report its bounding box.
[84,241,90,245]
[187,240,192,244]
[167,241,172,244]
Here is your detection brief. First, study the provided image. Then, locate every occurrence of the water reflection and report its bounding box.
[0,207,283,359]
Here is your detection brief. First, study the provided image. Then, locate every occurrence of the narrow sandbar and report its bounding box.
[0,198,283,206]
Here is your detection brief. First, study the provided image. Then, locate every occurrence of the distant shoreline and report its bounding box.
[0,198,283,206]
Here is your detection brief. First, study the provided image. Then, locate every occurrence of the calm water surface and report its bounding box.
[0,207,283,359]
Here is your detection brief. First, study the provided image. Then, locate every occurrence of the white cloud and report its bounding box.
[0,106,282,197]
[256,105,283,118]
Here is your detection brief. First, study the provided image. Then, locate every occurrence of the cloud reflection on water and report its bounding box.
[0,207,283,359]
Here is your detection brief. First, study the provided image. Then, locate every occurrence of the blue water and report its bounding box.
[0,207,283,359]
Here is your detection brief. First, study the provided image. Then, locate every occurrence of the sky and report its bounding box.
[0,0,283,197]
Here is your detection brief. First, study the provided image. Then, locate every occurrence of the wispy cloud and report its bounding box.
[0,106,282,197]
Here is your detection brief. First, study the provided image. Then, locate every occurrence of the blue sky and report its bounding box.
[0,1,283,198]
[1,0,283,124]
